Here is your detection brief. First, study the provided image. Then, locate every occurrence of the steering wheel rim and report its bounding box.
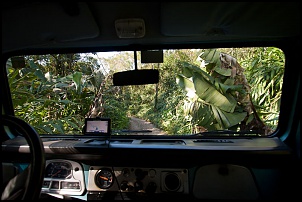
[1,115,45,200]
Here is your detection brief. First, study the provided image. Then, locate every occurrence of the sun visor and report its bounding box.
[160,2,300,38]
[2,2,100,51]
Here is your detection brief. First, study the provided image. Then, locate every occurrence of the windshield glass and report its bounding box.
[6,47,285,136]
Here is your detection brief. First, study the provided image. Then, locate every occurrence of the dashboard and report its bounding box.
[2,136,297,200]
[41,159,260,200]
[41,159,190,200]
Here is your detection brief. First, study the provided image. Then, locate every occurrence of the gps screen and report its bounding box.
[84,117,111,135]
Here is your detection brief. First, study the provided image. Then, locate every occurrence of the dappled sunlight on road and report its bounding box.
[129,117,166,135]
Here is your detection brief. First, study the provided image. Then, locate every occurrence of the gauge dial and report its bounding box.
[95,168,114,189]
[45,161,72,179]
[122,168,131,177]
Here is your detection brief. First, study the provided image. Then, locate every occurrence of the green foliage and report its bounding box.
[217,47,284,130]
[7,48,284,135]
[243,47,284,129]
[8,55,100,134]
[142,50,196,134]
[102,83,130,130]
[175,48,284,133]
[176,49,248,132]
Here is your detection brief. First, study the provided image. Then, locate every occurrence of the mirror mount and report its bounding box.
[134,50,138,70]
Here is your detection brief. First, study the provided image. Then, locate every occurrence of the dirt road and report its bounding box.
[129,117,166,135]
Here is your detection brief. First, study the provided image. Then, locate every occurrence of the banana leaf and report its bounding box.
[199,49,231,77]
[176,74,198,100]
[29,61,47,82]
[192,72,237,113]
[193,102,216,128]
[211,104,247,129]
[73,72,82,92]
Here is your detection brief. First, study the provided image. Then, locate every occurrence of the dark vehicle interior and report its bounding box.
[1,2,300,201]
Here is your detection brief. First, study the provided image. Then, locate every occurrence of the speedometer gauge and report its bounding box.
[45,161,72,179]
[95,168,114,189]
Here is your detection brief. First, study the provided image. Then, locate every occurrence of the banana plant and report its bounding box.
[177,49,272,135]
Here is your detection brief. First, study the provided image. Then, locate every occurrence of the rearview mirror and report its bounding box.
[113,69,159,86]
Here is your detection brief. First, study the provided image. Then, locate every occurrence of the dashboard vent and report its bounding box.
[193,139,233,143]
[141,140,186,145]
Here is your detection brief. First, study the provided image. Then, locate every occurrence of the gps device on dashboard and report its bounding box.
[84,117,111,136]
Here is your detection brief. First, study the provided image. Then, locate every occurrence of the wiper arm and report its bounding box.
[191,130,262,137]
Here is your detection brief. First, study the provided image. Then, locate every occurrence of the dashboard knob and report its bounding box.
[120,181,128,191]
[135,168,146,180]
[146,181,157,193]
[127,185,134,192]
[134,181,143,192]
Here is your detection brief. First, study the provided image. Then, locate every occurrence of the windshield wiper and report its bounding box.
[191,130,262,137]
[113,129,152,134]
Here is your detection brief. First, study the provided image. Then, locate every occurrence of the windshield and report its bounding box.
[6,47,285,136]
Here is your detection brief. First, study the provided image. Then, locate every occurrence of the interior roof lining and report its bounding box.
[2,2,300,53]
[160,2,300,37]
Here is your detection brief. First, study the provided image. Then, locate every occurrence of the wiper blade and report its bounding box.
[191,130,262,137]
[113,129,152,133]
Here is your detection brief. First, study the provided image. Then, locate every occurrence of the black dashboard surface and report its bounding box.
[2,136,290,152]
[2,136,293,166]
[2,136,297,200]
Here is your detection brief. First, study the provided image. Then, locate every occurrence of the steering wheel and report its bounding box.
[1,115,45,200]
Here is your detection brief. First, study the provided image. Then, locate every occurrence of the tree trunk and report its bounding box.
[220,52,273,135]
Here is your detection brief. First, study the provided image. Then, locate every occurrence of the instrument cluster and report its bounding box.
[42,159,86,196]
[87,166,189,195]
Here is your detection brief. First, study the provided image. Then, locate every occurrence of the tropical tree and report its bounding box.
[7,54,104,134]
[176,49,273,135]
